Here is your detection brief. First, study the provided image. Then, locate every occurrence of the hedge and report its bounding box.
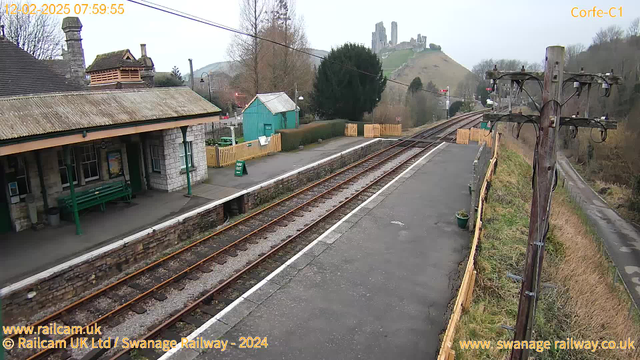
[278,120,346,151]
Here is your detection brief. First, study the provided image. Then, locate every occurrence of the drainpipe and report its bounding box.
[180,126,192,196]
[35,150,49,212]
[64,146,82,235]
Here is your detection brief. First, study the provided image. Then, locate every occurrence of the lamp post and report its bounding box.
[294,83,303,128]
[200,72,211,103]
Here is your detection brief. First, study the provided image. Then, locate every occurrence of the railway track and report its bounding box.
[5,111,484,360]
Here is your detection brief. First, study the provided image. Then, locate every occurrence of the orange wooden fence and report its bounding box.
[380,124,402,136]
[206,133,281,167]
[364,124,381,138]
[437,133,500,360]
[345,123,358,137]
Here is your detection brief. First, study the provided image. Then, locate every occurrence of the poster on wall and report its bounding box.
[107,150,124,178]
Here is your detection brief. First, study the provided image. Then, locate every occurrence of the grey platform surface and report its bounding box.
[0,136,373,287]
[205,136,373,190]
[185,143,480,360]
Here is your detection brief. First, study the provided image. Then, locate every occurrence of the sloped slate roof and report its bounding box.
[86,49,144,72]
[0,87,221,142]
[0,37,83,97]
[244,92,296,115]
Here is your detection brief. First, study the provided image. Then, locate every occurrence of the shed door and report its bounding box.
[264,124,273,137]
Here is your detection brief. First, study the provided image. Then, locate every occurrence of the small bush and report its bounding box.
[278,120,346,151]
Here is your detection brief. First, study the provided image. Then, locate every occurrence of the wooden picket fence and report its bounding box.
[206,133,281,167]
[364,124,381,138]
[380,124,402,136]
[470,128,493,147]
[437,133,500,360]
[456,129,470,144]
[345,123,358,137]
[456,128,493,147]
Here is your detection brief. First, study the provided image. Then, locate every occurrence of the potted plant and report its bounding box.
[456,209,469,229]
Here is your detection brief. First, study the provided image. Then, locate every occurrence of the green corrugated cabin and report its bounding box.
[242,92,297,141]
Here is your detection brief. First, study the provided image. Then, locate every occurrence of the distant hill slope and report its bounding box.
[384,49,472,94]
[191,48,329,80]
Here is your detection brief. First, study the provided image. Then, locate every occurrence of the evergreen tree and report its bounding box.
[311,43,386,121]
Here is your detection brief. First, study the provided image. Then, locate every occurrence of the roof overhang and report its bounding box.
[0,114,219,156]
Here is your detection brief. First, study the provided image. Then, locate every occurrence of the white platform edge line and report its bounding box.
[157,141,447,359]
[0,139,388,297]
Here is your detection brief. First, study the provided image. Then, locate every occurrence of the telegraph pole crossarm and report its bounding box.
[483,113,618,129]
[482,47,621,360]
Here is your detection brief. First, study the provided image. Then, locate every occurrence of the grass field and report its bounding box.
[453,140,640,360]
[385,50,472,95]
[381,49,415,77]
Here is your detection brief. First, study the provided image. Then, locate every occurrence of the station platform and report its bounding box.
[168,143,480,360]
[0,136,375,287]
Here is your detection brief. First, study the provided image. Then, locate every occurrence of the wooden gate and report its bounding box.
[456,129,470,144]
[345,123,358,137]
[364,124,381,138]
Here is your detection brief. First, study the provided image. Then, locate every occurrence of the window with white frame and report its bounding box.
[179,142,193,170]
[58,150,78,187]
[150,145,162,173]
[80,144,100,181]
[11,156,30,199]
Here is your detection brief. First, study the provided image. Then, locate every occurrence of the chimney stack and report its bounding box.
[139,43,155,87]
[61,17,87,86]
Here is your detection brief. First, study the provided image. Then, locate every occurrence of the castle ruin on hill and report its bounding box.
[371,21,426,54]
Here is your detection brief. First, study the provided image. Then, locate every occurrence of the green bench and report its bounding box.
[58,181,132,214]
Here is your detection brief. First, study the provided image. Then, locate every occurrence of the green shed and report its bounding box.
[242,92,297,141]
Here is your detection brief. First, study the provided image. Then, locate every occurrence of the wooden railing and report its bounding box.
[437,132,500,360]
[206,133,281,167]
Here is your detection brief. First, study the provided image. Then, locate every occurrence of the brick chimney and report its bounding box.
[139,43,155,87]
[61,17,87,86]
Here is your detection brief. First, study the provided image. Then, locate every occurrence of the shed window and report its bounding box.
[80,145,100,182]
[179,142,193,170]
[58,150,78,187]
[150,145,162,173]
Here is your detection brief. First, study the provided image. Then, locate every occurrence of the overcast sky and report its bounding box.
[32,0,640,72]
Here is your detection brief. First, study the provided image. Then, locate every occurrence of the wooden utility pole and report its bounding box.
[509,45,564,360]
[483,47,620,360]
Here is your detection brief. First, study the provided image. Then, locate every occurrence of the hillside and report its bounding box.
[384,49,472,94]
[192,48,328,79]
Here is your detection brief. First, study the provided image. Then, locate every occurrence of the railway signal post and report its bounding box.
[483,45,620,360]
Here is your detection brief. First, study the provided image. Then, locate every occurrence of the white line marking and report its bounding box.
[158,142,447,360]
[1,139,386,297]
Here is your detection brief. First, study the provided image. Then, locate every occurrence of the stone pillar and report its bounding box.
[61,17,86,86]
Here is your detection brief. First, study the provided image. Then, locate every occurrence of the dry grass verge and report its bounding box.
[454,138,640,359]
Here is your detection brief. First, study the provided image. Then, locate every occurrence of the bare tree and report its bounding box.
[593,25,624,45]
[227,0,267,97]
[628,18,640,37]
[0,0,63,59]
[260,0,312,98]
[565,43,585,71]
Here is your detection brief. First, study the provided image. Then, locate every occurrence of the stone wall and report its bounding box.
[2,203,224,322]
[162,124,208,192]
[243,140,391,211]
[2,138,133,231]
